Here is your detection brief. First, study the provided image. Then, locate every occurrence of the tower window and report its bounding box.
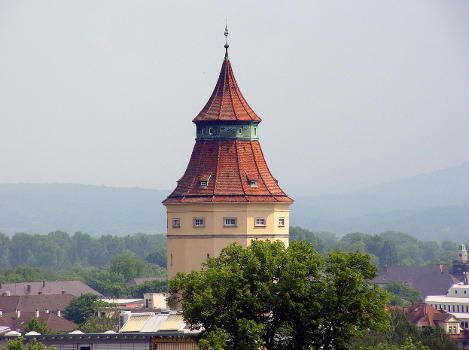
[224,217,237,227]
[278,218,285,227]
[172,218,181,228]
[193,217,205,227]
[238,128,243,134]
[254,127,257,136]
[255,217,266,227]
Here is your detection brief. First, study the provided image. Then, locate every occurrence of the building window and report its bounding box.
[278,217,285,227]
[193,217,205,227]
[170,253,173,266]
[254,127,257,136]
[248,180,258,188]
[255,217,266,227]
[238,128,243,134]
[224,217,237,227]
[207,253,210,259]
[208,127,214,135]
[172,218,180,228]
[200,181,208,187]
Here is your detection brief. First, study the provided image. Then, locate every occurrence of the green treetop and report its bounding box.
[169,240,389,350]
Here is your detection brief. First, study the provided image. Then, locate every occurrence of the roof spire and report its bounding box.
[224,22,229,58]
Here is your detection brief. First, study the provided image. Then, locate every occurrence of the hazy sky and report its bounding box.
[1,0,467,196]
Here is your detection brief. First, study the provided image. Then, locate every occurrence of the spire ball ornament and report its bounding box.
[224,25,229,50]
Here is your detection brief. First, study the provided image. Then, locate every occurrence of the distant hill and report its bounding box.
[291,162,469,242]
[0,162,467,241]
[0,184,168,235]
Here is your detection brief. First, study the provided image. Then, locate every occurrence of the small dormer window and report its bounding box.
[249,180,258,188]
[208,127,214,135]
[199,174,211,188]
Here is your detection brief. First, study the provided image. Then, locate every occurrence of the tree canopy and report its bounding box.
[169,240,389,350]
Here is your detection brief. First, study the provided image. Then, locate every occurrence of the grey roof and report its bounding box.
[372,265,461,297]
[0,294,75,313]
[0,281,101,297]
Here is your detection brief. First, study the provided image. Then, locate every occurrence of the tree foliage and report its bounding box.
[63,293,103,324]
[169,240,389,350]
[5,337,56,350]
[384,282,422,306]
[289,227,466,269]
[349,308,458,350]
[24,318,51,334]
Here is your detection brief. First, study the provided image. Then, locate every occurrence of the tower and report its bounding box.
[163,31,293,279]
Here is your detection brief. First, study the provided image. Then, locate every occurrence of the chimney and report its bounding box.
[35,309,39,318]
[439,264,443,273]
[26,285,31,294]
[42,281,46,288]
[57,310,61,317]
[16,310,20,319]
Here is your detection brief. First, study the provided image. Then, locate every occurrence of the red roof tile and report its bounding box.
[402,303,450,327]
[193,53,261,123]
[163,140,292,203]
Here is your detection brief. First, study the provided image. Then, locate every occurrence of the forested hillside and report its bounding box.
[1,163,467,241]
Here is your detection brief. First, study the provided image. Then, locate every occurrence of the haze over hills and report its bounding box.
[0,162,467,242]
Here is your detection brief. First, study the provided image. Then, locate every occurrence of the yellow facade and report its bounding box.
[165,202,290,279]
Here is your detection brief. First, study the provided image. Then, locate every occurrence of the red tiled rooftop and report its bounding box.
[193,53,261,123]
[163,140,292,203]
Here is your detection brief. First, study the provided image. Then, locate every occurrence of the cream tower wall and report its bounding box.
[165,202,290,280]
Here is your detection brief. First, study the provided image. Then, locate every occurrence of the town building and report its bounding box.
[0,294,75,314]
[372,265,460,298]
[163,31,293,279]
[425,282,469,329]
[0,309,77,333]
[0,281,101,297]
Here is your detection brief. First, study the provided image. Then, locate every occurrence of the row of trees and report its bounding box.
[290,227,466,269]
[0,253,167,298]
[0,231,166,269]
[0,228,464,273]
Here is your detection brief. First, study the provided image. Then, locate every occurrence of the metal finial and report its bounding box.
[224,24,229,50]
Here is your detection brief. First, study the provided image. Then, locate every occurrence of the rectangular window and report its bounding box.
[248,180,258,188]
[224,217,237,227]
[255,217,266,227]
[278,217,285,227]
[172,218,180,228]
[200,181,208,187]
[208,127,214,135]
[193,217,205,227]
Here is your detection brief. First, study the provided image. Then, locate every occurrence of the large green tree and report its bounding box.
[63,293,104,324]
[169,240,389,350]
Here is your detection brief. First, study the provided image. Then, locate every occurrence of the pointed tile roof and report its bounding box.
[163,140,292,203]
[193,52,262,123]
[165,47,292,204]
